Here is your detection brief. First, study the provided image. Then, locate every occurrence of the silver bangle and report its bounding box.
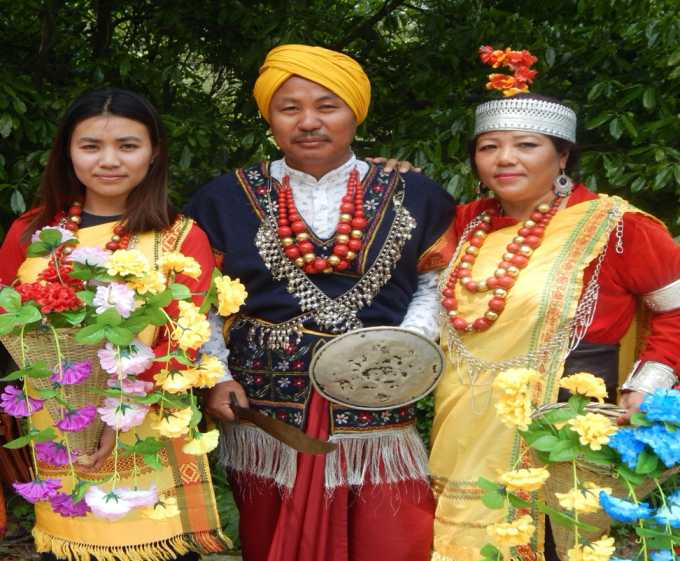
[643,278,680,313]
[621,361,677,394]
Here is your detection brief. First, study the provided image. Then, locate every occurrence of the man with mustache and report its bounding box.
[186,44,454,561]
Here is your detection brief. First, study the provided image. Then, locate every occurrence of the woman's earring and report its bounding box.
[552,169,573,198]
[476,181,488,196]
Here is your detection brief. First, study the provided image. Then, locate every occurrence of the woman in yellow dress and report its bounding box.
[0,88,230,561]
[429,48,680,561]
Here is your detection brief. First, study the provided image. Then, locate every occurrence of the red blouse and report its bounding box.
[0,211,217,382]
[451,185,680,373]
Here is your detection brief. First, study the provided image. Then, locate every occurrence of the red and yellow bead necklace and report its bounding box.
[441,197,561,333]
[60,201,131,253]
[276,168,368,274]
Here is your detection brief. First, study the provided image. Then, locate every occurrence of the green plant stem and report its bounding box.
[19,325,40,478]
[572,459,581,549]
[48,324,78,483]
[624,477,649,561]
[654,478,677,560]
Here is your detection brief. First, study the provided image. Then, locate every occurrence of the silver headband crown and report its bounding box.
[474,98,577,142]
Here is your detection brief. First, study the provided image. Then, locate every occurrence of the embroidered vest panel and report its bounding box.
[189,162,452,434]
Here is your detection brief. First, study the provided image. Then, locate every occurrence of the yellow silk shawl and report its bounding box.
[17,219,230,561]
[429,195,634,561]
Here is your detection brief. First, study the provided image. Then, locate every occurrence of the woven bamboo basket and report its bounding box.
[0,327,107,456]
[532,402,678,561]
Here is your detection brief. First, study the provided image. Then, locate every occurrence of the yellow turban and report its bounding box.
[253,44,371,124]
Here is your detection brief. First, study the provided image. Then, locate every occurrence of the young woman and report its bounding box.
[0,88,230,561]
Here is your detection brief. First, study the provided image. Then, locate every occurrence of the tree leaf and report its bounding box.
[642,87,656,110]
[528,434,561,452]
[609,117,623,140]
[10,190,25,214]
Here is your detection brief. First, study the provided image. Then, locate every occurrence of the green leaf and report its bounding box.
[72,480,92,502]
[25,361,51,378]
[635,448,660,474]
[585,113,611,130]
[480,544,502,560]
[654,167,673,191]
[0,287,21,312]
[35,388,58,399]
[74,324,107,344]
[96,308,122,326]
[0,368,26,381]
[149,288,173,308]
[567,394,588,414]
[0,314,18,335]
[143,306,167,326]
[10,189,25,214]
[69,263,95,281]
[477,476,501,492]
[169,283,191,301]
[528,434,561,452]
[609,117,623,140]
[617,464,647,486]
[548,440,579,462]
[668,49,680,66]
[620,114,638,138]
[642,87,656,110]
[3,435,31,449]
[16,304,42,325]
[481,489,505,510]
[26,241,49,257]
[58,309,87,326]
[539,407,577,424]
[630,412,652,427]
[143,453,163,470]
[508,493,530,508]
[76,290,95,305]
[39,228,63,246]
[0,113,13,137]
[105,326,134,346]
[34,427,56,443]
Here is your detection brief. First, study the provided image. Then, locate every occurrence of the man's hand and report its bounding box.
[365,157,421,174]
[617,390,645,425]
[78,426,116,470]
[205,380,249,423]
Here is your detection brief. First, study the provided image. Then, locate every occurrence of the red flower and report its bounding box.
[16,282,81,314]
[479,45,539,96]
[487,73,517,91]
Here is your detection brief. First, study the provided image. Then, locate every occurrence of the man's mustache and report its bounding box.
[293,132,330,142]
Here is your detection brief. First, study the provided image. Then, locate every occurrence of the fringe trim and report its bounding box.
[33,525,231,561]
[325,425,429,490]
[218,423,298,490]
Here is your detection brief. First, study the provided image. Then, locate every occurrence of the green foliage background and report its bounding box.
[1,0,679,238]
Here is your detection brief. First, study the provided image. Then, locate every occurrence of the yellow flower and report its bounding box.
[106,249,150,278]
[487,514,535,547]
[567,536,615,561]
[151,407,193,438]
[127,270,167,295]
[568,413,617,450]
[556,482,611,513]
[214,275,247,316]
[154,368,199,394]
[498,467,550,492]
[159,252,201,279]
[195,354,225,388]
[172,301,211,351]
[182,429,220,455]
[560,373,608,403]
[141,496,180,520]
[492,369,541,430]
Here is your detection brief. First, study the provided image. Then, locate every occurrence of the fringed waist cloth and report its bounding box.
[221,319,430,493]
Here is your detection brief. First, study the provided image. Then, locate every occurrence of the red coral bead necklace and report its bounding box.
[276,168,367,274]
[61,201,131,251]
[442,196,561,333]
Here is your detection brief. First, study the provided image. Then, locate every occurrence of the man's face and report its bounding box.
[268,76,357,176]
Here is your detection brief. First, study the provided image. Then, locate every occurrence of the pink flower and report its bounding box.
[93,282,136,318]
[13,478,61,503]
[98,341,154,377]
[84,486,133,520]
[49,492,90,517]
[31,226,75,244]
[35,441,75,466]
[51,361,92,385]
[118,484,157,507]
[0,385,44,417]
[106,376,153,396]
[56,405,97,432]
[97,398,149,432]
[68,246,110,267]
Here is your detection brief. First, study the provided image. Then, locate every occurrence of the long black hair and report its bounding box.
[24,88,176,242]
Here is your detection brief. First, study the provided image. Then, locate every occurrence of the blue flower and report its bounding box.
[599,491,653,522]
[635,424,680,467]
[667,488,680,506]
[655,503,680,528]
[608,428,646,469]
[650,551,674,561]
[641,389,680,424]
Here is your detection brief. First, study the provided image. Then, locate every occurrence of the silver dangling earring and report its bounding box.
[552,169,573,198]
[476,181,492,197]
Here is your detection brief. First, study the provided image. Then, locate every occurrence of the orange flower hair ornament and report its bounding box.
[479,45,538,97]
